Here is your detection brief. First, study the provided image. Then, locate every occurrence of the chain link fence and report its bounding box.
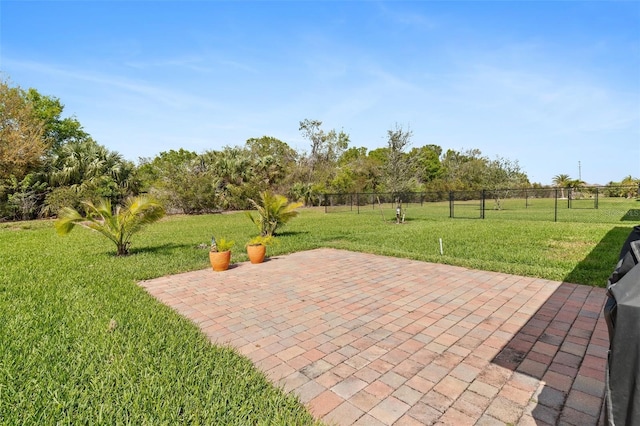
[324,186,640,223]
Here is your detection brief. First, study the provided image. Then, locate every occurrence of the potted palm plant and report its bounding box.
[245,191,301,264]
[209,236,235,271]
[245,235,275,264]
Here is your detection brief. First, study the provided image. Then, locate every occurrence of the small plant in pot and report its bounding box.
[245,235,275,264]
[209,236,235,272]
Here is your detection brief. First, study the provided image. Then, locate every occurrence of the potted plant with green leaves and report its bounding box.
[245,234,275,264]
[209,236,235,271]
[245,191,301,264]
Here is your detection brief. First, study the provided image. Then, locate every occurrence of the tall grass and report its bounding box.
[0,209,632,423]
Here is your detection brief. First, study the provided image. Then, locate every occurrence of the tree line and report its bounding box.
[1,77,637,221]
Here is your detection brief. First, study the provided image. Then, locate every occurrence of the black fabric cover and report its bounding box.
[605,225,640,426]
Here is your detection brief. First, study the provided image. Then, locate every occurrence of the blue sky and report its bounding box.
[2,1,639,185]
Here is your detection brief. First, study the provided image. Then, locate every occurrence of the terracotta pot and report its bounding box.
[209,250,231,271]
[246,244,266,264]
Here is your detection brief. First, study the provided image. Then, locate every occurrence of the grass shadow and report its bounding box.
[128,243,195,256]
[563,226,632,286]
[621,209,640,221]
[274,230,310,237]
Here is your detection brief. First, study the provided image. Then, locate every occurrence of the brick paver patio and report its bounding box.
[140,248,608,425]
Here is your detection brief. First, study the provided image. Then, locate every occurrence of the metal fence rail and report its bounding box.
[323,186,640,223]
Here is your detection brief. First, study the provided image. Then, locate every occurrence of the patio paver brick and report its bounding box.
[140,248,608,425]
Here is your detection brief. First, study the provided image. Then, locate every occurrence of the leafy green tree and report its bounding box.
[0,77,136,220]
[330,167,357,194]
[246,191,303,237]
[620,175,640,198]
[252,154,283,190]
[160,167,220,214]
[139,149,220,214]
[338,147,368,166]
[299,119,349,164]
[25,88,89,151]
[568,178,585,189]
[46,140,128,187]
[55,196,165,256]
[207,147,257,209]
[334,147,382,193]
[246,136,297,167]
[383,124,415,194]
[42,186,86,217]
[368,147,388,165]
[42,139,137,204]
[136,148,199,192]
[409,144,443,184]
[483,156,529,209]
[298,119,350,186]
[439,149,485,190]
[0,174,47,220]
[436,149,530,198]
[0,78,48,180]
[482,157,528,189]
[289,182,315,206]
[245,136,298,193]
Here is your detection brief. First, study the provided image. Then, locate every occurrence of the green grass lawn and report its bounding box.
[0,208,635,423]
[328,196,640,223]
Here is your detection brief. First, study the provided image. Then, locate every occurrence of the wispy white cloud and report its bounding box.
[124,53,260,75]
[3,1,637,184]
[124,56,213,73]
[453,62,639,135]
[5,57,223,110]
[375,2,438,30]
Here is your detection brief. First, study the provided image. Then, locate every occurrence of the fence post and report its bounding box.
[567,188,571,209]
[449,191,454,218]
[554,189,558,222]
[357,193,360,214]
[595,187,599,209]
[481,190,486,219]
[324,194,328,213]
[350,194,353,212]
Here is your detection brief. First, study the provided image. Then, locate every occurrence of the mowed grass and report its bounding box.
[328,196,639,223]
[0,207,635,423]
[0,218,322,425]
[286,206,632,285]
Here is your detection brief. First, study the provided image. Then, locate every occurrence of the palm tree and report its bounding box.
[552,174,571,199]
[246,191,303,237]
[568,178,585,189]
[55,196,165,256]
[42,139,137,201]
[621,175,640,198]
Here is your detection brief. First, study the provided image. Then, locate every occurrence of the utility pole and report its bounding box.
[578,161,581,181]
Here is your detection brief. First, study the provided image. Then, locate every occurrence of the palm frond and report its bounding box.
[54,207,84,235]
[247,191,302,236]
[55,196,165,255]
